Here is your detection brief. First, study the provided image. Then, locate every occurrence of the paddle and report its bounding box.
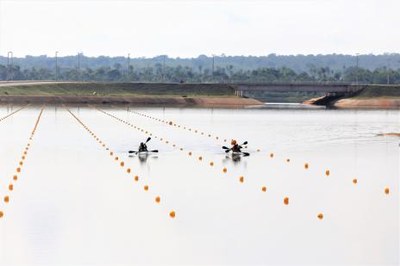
[222,141,248,153]
[128,149,159,154]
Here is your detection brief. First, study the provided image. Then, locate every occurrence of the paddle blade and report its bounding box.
[150,150,159,153]
[128,150,136,153]
[242,152,250,156]
[242,141,248,145]
[225,149,231,153]
[222,146,229,149]
[146,137,151,143]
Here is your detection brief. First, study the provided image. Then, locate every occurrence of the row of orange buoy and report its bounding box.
[66,107,175,219]
[0,106,44,219]
[0,104,29,124]
[128,109,229,144]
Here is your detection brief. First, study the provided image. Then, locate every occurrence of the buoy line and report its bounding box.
[0,104,29,124]
[65,107,175,219]
[0,106,44,219]
[127,109,230,145]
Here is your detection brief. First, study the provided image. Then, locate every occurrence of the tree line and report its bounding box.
[0,63,399,84]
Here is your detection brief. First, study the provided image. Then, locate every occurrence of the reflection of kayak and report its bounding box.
[231,151,250,157]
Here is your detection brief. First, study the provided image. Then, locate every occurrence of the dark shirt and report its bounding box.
[138,143,148,152]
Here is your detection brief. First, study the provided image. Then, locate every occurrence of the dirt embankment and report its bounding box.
[0,82,264,107]
[0,95,263,107]
[334,97,400,109]
[305,85,400,109]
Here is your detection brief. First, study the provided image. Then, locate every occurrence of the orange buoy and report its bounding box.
[261,186,267,192]
[115,157,119,161]
[8,184,13,191]
[188,152,192,156]
[134,175,139,181]
[325,170,330,176]
[286,158,290,162]
[384,187,390,195]
[270,153,274,158]
[126,168,131,173]
[169,121,173,125]
[257,149,261,152]
[239,176,244,183]
[209,162,214,166]
[144,185,149,191]
[19,161,23,166]
[120,161,124,167]
[169,211,176,218]
[198,156,203,161]
[22,156,25,160]
[317,213,324,220]
[13,175,17,181]
[223,167,227,173]
[110,152,114,156]
[155,196,161,203]
[16,167,21,173]
[283,197,289,205]
[304,163,309,169]
[353,178,358,184]
[0,211,3,218]
[4,196,9,203]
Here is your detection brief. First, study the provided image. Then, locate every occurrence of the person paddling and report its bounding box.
[138,141,148,152]
[230,139,242,153]
[129,137,158,154]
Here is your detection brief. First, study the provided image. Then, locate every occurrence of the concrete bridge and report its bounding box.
[232,82,364,97]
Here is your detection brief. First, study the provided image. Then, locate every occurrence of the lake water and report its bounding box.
[0,105,398,265]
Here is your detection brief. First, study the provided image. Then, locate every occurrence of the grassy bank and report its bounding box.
[0,82,236,97]
[353,85,400,98]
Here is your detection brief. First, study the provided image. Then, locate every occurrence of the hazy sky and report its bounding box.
[0,0,398,58]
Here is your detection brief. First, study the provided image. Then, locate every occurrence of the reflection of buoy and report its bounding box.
[317,213,324,220]
[169,211,176,218]
[155,196,160,203]
[223,167,227,173]
[353,178,358,184]
[239,176,244,183]
[304,163,309,169]
[144,185,149,191]
[134,176,139,181]
[283,197,289,205]
[4,196,9,203]
[261,186,267,192]
[325,170,330,176]
[8,184,13,191]
[384,187,390,195]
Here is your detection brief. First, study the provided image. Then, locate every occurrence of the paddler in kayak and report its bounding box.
[138,141,148,152]
[221,140,250,156]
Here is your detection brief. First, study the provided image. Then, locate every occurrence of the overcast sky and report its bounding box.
[0,0,398,58]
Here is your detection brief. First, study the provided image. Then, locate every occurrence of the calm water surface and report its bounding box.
[0,105,398,265]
